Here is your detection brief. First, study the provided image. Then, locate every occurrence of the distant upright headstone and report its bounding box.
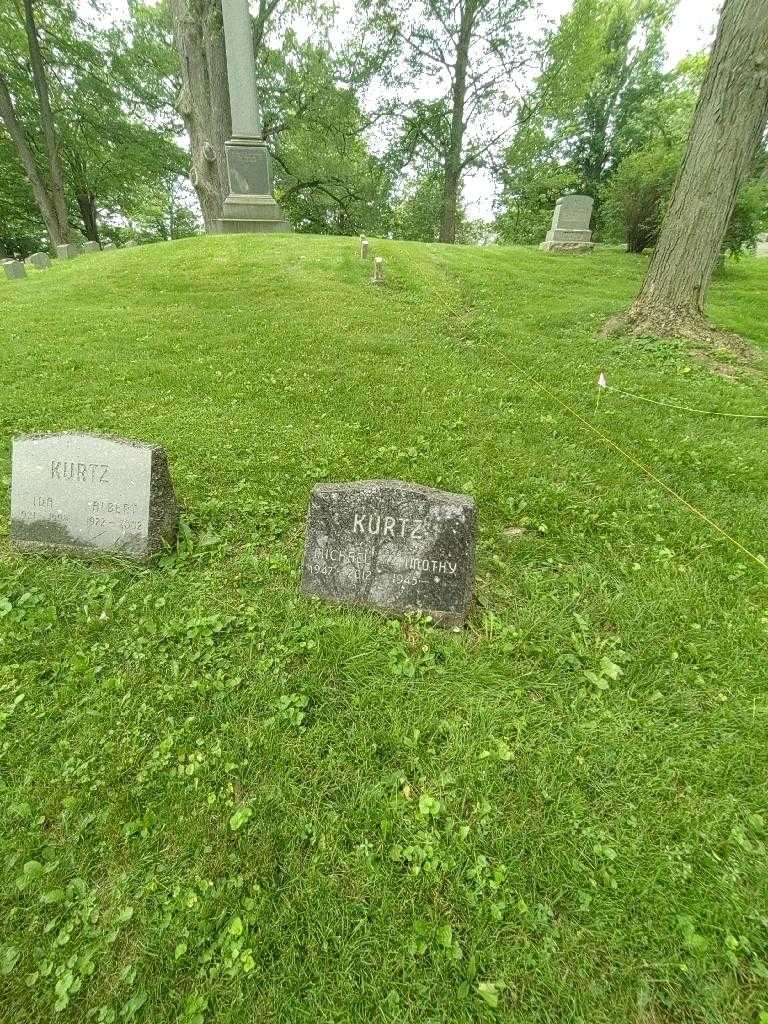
[540,195,594,253]
[11,432,179,562]
[102,241,116,251]
[56,243,80,260]
[25,252,51,270]
[124,240,138,248]
[301,480,476,626]
[361,237,369,259]
[82,241,101,253]
[372,256,385,285]
[3,261,27,280]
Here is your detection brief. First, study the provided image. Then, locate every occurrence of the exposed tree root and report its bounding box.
[601,302,751,356]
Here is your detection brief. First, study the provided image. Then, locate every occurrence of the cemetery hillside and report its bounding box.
[1,233,768,1022]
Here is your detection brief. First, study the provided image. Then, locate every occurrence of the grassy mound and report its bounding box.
[1,235,767,1023]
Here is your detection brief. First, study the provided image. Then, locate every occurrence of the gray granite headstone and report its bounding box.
[25,252,51,270]
[372,257,385,285]
[2,260,26,279]
[10,432,178,561]
[82,241,101,253]
[301,480,476,626]
[361,237,369,259]
[102,241,116,250]
[124,240,137,248]
[540,194,594,252]
[56,243,80,260]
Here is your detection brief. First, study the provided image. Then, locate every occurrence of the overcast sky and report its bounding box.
[85,0,722,217]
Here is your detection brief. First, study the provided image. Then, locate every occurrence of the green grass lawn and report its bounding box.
[1,235,767,1024]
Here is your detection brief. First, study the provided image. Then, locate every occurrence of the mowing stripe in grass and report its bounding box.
[492,346,768,574]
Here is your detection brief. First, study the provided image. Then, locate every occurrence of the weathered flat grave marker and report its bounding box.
[2,261,26,280]
[301,480,476,626]
[25,252,51,270]
[11,433,178,561]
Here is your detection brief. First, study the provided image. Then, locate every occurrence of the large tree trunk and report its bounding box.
[439,0,475,244]
[170,0,232,231]
[620,0,768,339]
[76,193,99,242]
[0,72,64,244]
[22,0,70,242]
[66,150,99,241]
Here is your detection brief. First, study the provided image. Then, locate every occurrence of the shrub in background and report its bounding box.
[723,180,768,258]
[604,145,767,257]
[602,147,678,253]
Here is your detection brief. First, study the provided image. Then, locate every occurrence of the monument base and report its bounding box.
[216,137,290,234]
[539,241,595,253]
[217,195,290,234]
[545,227,593,243]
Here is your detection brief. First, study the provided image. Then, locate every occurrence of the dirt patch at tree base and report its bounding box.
[601,305,755,359]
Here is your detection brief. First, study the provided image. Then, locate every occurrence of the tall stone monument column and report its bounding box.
[218,0,288,233]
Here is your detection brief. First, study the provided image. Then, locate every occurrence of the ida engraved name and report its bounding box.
[301,480,476,626]
[10,432,178,561]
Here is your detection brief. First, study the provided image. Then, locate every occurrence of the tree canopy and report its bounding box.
[1,0,765,257]
[0,0,188,253]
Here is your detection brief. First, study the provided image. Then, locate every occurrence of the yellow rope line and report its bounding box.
[606,385,768,420]
[506,358,768,573]
[414,243,766,572]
